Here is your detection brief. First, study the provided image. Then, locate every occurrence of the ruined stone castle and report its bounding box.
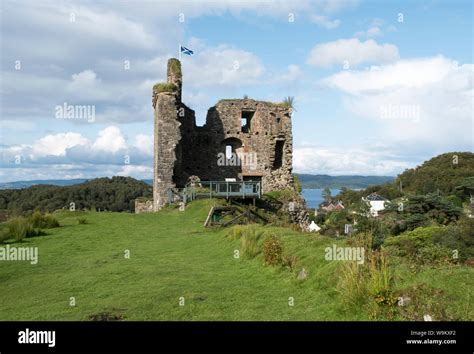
[152,58,294,211]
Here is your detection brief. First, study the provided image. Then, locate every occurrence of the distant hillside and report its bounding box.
[340,152,474,203]
[0,178,89,189]
[296,174,394,189]
[0,177,152,213]
[395,152,474,195]
[0,178,153,190]
[0,176,391,190]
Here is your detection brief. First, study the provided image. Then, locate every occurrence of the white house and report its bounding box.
[308,221,321,232]
[362,192,389,217]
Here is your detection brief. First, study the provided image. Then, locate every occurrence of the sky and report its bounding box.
[0,0,472,182]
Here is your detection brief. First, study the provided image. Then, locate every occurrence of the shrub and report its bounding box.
[240,234,260,259]
[385,226,454,265]
[262,234,283,266]
[153,82,177,93]
[339,233,397,318]
[280,96,295,110]
[168,58,182,77]
[293,175,302,194]
[432,217,474,261]
[30,211,60,228]
[78,217,88,225]
[396,284,456,321]
[7,217,41,241]
[227,225,249,240]
[282,254,299,270]
[0,227,10,243]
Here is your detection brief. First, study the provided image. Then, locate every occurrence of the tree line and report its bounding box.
[0,176,152,214]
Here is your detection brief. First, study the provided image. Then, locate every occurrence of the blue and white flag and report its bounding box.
[180,46,194,56]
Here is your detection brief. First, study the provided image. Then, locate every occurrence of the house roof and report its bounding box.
[365,192,387,201]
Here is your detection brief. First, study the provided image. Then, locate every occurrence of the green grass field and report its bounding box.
[0,199,472,321]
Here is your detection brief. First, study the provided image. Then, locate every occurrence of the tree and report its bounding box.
[322,187,332,203]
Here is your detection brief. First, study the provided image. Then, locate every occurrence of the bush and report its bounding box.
[432,217,474,261]
[384,226,453,265]
[282,254,299,270]
[77,217,88,225]
[30,211,60,228]
[227,224,255,240]
[0,227,10,243]
[339,233,396,317]
[153,82,177,93]
[7,217,41,241]
[262,234,283,266]
[240,233,261,259]
[293,175,302,193]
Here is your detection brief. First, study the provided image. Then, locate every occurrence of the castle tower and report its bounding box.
[152,58,183,211]
[151,57,296,213]
[166,58,182,101]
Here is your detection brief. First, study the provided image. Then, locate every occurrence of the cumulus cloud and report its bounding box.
[32,132,88,158]
[275,64,303,82]
[293,145,411,175]
[70,70,101,88]
[1,126,152,169]
[91,126,127,153]
[183,45,265,87]
[322,55,473,149]
[307,38,399,68]
[134,134,154,156]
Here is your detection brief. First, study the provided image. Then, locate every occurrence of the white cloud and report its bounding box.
[322,56,473,148]
[2,126,153,162]
[134,134,153,156]
[323,56,459,94]
[277,64,303,82]
[307,38,399,68]
[183,45,265,87]
[92,126,127,153]
[32,132,88,158]
[310,15,341,29]
[70,70,101,88]
[118,164,153,177]
[316,0,360,14]
[294,145,411,175]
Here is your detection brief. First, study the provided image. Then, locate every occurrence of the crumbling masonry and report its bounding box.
[152,58,294,211]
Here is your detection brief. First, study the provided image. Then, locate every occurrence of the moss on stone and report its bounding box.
[153,82,177,93]
[168,58,182,78]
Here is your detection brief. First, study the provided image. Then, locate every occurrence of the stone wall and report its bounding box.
[135,199,154,213]
[153,58,295,211]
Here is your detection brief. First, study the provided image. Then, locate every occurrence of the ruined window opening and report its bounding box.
[241,111,254,133]
[273,140,284,169]
[225,145,232,159]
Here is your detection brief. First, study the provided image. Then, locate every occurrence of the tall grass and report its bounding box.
[30,211,60,228]
[240,233,261,259]
[7,217,42,241]
[338,232,395,310]
[228,225,264,259]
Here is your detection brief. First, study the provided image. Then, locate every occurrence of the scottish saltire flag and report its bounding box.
[180,46,194,56]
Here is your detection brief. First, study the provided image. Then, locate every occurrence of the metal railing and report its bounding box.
[167,180,261,205]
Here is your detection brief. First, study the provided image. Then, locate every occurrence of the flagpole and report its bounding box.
[178,43,181,61]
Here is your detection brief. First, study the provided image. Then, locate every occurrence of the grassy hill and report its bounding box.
[396,152,474,195]
[0,199,472,321]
